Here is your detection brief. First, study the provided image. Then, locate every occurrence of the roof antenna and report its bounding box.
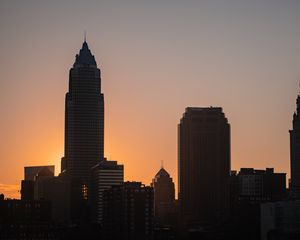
[84,30,87,42]
[161,160,164,169]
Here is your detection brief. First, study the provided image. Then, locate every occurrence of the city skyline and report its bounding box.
[1,1,300,199]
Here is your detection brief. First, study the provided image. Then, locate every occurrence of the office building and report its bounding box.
[261,200,300,240]
[103,182,154,240]
[62,40,104,185]
[151,167,176,226]
[21,166,55,201]
[90,159,124,224]
[230,168,286,240]
[233,168,286,201]
[178,107,230,227]
[24,166,55,181]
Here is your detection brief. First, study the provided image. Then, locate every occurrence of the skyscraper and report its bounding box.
[178,107,230,227]
[151,167,175,225]
[61,40,104,185]
[90,159,124,224]
[290,94,300,199]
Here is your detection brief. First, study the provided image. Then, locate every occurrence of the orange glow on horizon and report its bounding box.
[1,0,298,200]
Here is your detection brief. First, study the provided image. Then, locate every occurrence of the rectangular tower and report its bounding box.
[178,107,230,227]
[90,160,124,224]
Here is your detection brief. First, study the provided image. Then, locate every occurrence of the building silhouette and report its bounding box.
[42,174,73,223]
[151,167,176,226]
[0,194,52,239]
[61,40,104,185]
[55,40,105,222]
[34,167,55,200]
[21,166,55,201]
[230,168,286,202]
[178,107,230,228]
[90,159,124,224]
[261,200,300,240]
[290,94,300,199]
[103,182,154,240]
[21,180,34,201]
[230,168,286,240]
[24,166,55,181]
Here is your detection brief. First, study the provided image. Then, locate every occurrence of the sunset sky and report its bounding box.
[1,0,300,199]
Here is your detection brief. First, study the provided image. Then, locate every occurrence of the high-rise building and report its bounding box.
[90,159,124,224]
[24,166,55,181]
[103,182,154,240]
[62,40,104,185]
[21,180,34,200]
[229,168,286,240]
[42,174,73,223]
[178,107,230,227]
[261,200,300,240]
[21,166,55,201]
[151,167,176,226]
[34,167,56,200]
[290,94,300,199]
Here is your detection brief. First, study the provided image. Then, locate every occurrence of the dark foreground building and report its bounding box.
[178,107,230,230]
[230,168,286,240]
[0,195,52,239]
[261,200,300,240]
[90,159,124,224]
[21,165,55,201]
[103,182,154,240]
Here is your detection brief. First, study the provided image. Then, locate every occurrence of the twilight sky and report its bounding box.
[1,0,300,198]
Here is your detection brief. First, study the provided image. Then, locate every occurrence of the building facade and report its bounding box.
[21,166,55,201]
[261,200,300,240]
[178,107,230,227]
[90,159,124,224]
[230,168,286,240]
[0,197,52,239]
[234,168,286,201]
[103,182,154,240]
[151,167,176,226]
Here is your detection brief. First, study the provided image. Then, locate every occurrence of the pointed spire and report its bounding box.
[155,167,170,178]
[73,39,97,68]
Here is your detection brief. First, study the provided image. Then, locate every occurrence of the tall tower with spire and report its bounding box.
[61,40,104,184]
[290,94,300,198]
